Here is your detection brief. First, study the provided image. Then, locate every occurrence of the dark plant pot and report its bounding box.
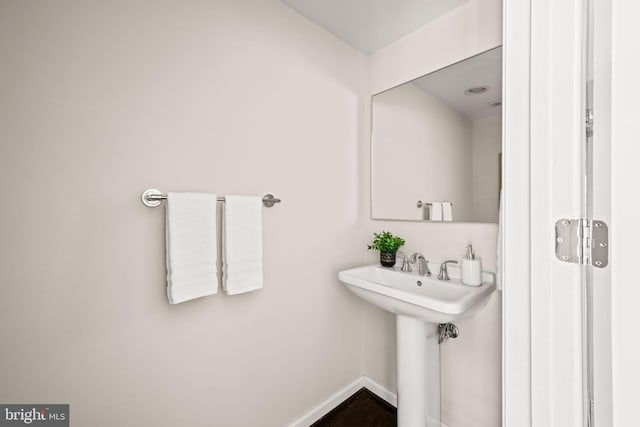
[380,251,396,267]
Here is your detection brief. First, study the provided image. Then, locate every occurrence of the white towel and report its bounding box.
[165,193,218,304]
[496,190,503,291]
[430,202,443,221]
[442,202,453,221]
[223,195,263,295]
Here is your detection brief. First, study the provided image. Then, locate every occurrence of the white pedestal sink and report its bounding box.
[338,264,495,427]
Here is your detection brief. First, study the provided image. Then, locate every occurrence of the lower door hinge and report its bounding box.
[555,218,608,268]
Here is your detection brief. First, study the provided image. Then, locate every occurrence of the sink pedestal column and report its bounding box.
[396,315,440,427]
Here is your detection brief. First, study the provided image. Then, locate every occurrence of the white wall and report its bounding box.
[0,0,508,425]
[472,115,502,222]
[0,1,369,426]
[502,0,532,424]
[372,83,473,220]
[364,0,503,426]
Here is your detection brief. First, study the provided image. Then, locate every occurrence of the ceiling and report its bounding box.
[412,46,502,120]
[280,0,471,54]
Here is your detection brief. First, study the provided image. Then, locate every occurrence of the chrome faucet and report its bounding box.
[438,260,458,281]
[397,252,411,272]
[409,253,431,276]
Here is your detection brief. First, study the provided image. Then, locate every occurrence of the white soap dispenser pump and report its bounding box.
[461,244,482,286]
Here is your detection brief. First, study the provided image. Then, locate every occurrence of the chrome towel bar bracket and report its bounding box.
[141,189,281,208]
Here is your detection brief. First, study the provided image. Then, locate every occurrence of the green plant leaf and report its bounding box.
[367,230,405,252]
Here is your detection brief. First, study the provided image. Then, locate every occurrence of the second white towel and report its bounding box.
[442,202,453,221]
[223,195,264,295]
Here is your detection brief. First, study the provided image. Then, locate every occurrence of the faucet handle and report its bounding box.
[438,260,458,281]
[397,251,411,272]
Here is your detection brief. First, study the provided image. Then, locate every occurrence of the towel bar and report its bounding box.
[141,189,281,208]
[416,201,454,208]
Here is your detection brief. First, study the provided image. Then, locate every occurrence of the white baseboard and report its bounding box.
[287,376,450,427]
[287,377,366,427]
[362,376,397,407]
[287,376,399,427]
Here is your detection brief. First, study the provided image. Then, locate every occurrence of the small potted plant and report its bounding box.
[367,231,406,268]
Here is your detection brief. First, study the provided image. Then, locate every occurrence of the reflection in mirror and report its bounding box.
[371,46,502,223]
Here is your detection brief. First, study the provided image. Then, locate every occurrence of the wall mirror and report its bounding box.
[371,46,502,223]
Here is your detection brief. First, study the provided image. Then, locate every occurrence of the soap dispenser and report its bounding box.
[461,244,482,286]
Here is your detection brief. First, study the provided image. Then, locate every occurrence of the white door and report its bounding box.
[504,0,589,425]
[505,0,640,426]
[504,0,610,425]
[607,1,640,425]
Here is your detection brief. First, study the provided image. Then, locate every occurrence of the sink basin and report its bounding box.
[338,264,496,323]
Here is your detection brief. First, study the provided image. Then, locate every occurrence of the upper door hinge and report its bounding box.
[555,218,608,268]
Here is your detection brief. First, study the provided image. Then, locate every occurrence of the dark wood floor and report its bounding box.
[311,388,397,427]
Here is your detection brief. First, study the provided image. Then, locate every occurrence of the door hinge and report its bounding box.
[586,108,594,137]
[555,219,608,268]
